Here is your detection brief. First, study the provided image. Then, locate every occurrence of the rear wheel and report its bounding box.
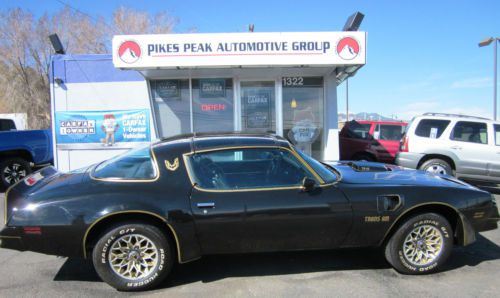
[0,158,31,188]
[384,213,453,274]
[419,158,452,176]
[92,223,173,291]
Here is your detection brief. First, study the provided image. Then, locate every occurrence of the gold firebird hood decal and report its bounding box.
[165,158,179,171]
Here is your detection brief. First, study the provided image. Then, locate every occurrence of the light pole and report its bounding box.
[478,37,499,121]
[346,78,349,121]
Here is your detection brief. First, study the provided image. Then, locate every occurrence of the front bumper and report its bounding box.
[469,200,500,233]
[395,152,424,169]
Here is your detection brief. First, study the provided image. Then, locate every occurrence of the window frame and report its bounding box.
[183,146,325,192]
[449,121,489,145]
[90,146,160,182]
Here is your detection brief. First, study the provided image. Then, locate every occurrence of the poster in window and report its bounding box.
[154,80,180,99]
[244,89,271,129]
[199,79,226,98]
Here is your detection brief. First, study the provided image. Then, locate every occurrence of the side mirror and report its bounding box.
[302,177,316,192]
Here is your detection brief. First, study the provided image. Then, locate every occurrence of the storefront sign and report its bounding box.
[112,31,366,69]
[244,90,272,129]
[200,79,226,97]
[55,109,150,148]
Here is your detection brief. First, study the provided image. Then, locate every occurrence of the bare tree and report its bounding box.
[0,6,177,129]
[111,6,177,35]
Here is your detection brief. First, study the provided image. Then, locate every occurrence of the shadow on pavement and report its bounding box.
[53,248,388,284]
[53,233,500,288]
[442,234,500,271]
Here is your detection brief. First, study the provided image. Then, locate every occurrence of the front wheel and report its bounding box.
[384,213,453,274]
[92,223,173,291]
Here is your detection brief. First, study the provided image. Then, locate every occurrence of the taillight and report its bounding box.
[400,136,409,152]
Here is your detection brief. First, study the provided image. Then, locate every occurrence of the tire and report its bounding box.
[92,223,173,291]
[0,158,32,189]
[384,213,453,274]
[352,153,375,162]
[419,158,453,176]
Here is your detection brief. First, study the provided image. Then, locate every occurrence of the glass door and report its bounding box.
[240,81,276,133]
[282,77,324,159]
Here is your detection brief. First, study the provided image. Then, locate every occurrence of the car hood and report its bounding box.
[327,161,476,189]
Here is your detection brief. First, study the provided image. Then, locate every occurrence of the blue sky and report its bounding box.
[2,0,500,120]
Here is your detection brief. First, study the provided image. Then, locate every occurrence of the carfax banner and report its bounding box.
[55,109,150,147]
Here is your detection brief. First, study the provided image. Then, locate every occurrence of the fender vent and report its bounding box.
[377,195,403,212]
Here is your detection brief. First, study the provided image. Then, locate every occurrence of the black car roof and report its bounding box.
[156,132,290,153]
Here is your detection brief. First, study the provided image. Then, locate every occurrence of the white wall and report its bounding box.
[323,73,339,161]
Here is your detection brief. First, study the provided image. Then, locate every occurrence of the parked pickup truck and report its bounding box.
[0,119,53,188]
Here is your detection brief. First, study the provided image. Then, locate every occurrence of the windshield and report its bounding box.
[295,148,338,183]
[93,145,157,180]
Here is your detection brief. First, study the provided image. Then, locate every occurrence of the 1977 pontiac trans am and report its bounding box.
[1,133,499,291]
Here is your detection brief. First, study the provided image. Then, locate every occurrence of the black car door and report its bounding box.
[239,149,352,251]
[187,147,352,254]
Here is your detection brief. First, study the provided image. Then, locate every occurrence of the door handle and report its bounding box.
[451,146,462,150]
[197,202,215,208]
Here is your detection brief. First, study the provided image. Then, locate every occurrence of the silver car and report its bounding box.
[396,113,500,184]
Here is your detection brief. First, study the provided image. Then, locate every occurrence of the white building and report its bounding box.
[50,31,366,171]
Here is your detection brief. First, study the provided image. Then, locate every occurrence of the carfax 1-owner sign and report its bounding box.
[112,31,366,69]
[55,109,150,148]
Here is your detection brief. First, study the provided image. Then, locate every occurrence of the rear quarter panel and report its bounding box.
[5,141,201,262]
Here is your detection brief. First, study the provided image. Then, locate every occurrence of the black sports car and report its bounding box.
[1,133,499,291]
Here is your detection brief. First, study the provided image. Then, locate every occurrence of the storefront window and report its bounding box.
[192,79,234,132]
[241,81,276,133]
[282,77,324,159]
[151,79,191,138]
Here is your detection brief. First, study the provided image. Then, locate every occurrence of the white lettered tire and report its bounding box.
[384,213,453,274]
[92,223,173,291]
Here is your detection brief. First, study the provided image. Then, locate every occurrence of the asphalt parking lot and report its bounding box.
[0,192,499,297]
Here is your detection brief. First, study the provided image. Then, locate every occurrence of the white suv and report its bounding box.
[396,113,500,184]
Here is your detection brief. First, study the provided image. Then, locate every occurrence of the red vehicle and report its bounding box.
[339,120,407,164]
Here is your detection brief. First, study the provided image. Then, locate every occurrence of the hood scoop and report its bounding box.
[343,161,397,172]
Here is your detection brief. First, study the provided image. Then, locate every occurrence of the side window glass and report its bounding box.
[93,146,156,179]
[451,121,488,144]
[345,122,371,139]
[379,125,404,141]
[188,148,313,190]
[415,119,450,138]
[495,124,500,146]
[0,119,15,131]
